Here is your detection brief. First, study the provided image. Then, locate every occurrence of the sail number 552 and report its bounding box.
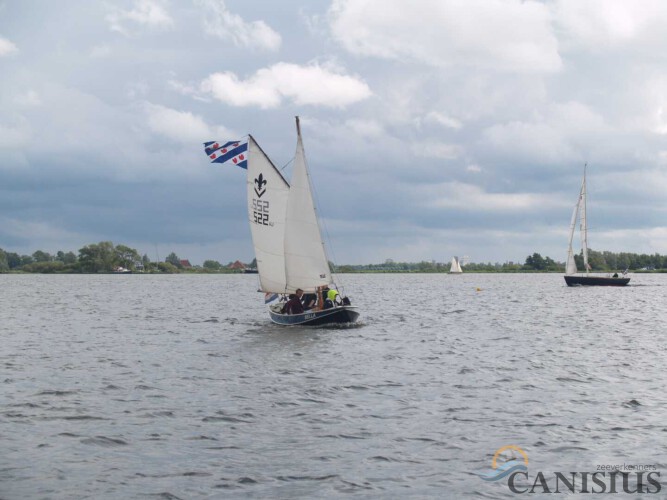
[252,199,270,225]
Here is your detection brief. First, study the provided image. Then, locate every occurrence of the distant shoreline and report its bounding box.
[4,269,665,275]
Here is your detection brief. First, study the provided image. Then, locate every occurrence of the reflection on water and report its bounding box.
[1,273,666,498]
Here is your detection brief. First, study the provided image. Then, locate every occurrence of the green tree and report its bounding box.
[203,260,222,270]
[22,261,65,273]
[524,253,546,270]
[55,250,77,264]
[5,252,21,269]
[166,252,181,268]
[32,250,52,262]
[20,255,34,266]
[114,244,140,270]
[78,241,116,272]
[158,261,179,273]
[417,261,436,272]
[0,248,8,272]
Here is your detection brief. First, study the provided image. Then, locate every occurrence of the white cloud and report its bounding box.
[200,62,372,109]
[107,0,174,36]
[197,0,281,51]
[411,141,462,160]
[126,81,150,99]
[642,76,667,135]
[0,217,82,246]
[329,0,562,73]
[481,102,611,164]
[593,227,667,254]
[423,111,462,130]
[0,36,18,56]
[90,45,112,58]
[15,90,41,107]
[143,102,233,143]
[429,182,567,211]
[344,118,383,138]
[555,0,667,50]
[0,115,31,149]
[483,120,575,164]
[466,164,482,173]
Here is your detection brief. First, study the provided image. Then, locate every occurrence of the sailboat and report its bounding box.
[564,165,630,287]
[449,256,463,274]
[206,117,359,325]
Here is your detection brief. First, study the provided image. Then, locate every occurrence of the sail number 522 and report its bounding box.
[252,199,270,225]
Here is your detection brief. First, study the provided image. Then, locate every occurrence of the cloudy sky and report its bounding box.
[1,0,667,265]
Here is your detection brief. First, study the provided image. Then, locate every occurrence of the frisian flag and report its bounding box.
[204,139,248,169]
[264,292,279,304]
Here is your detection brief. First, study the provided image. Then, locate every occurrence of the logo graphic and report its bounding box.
[480,445,529,482]
[254,173,267,198]
[479,446,662,494]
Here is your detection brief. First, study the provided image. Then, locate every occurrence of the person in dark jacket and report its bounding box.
[284,289,304,314]
[302,292,317,310]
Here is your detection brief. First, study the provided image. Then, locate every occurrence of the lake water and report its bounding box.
[1,273,666,499]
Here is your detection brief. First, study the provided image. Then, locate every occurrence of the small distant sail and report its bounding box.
[449,256,463,274]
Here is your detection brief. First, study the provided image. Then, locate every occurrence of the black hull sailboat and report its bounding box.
[269,305,360,326]
[206,117,359,326]
[563,165,630,287]
[564,275,630,287]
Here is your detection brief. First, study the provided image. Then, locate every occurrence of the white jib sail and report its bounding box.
[450,256,462,273]
[247,136,290,293]
[283,119,331,292]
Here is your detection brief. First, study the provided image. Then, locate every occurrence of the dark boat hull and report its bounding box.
[269,306,360,326]
[564,275,630,287]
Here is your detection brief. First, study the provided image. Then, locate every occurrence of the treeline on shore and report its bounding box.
[335,250,667,273]
[0,242,252,274]
[2,243,666,274]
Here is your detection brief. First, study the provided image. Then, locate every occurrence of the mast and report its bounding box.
[580,164,589,275]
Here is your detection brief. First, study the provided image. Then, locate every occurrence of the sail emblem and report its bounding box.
[254,173,267,198]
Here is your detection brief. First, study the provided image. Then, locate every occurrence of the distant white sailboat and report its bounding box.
[449,256,463,274]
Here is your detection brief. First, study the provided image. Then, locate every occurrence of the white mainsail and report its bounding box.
[449,256,463,274]
[565,166,591,276]
[565,202,579,275]
[246,136,290,293]
[565,179,584,275]
[283,118,331,292]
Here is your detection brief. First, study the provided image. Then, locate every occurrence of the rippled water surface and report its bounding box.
[2,273,666,499]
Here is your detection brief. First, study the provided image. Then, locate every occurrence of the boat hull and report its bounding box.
[564,275,630,287]
[269,306,360,326]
